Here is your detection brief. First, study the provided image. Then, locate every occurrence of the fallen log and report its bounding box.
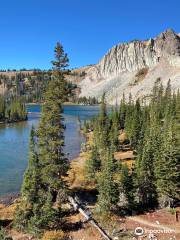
[68,196,112,240]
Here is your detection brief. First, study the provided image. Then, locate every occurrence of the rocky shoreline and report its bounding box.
[0,193,19,206]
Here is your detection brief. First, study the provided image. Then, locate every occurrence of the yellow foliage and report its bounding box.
[42,230,66,240]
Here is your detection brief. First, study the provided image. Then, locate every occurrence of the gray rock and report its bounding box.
[78,29,180,104]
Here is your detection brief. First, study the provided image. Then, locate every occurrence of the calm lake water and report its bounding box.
[0,105,100,196]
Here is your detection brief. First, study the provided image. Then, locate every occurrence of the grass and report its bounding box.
[0,203,17,221]
[66,152,95,190]
[42,230,67,240]
[66,131,96,191]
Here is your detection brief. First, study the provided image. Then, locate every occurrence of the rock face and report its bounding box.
[78,29,180,104]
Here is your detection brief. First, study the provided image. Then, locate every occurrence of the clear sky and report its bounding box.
[0,0,179,70]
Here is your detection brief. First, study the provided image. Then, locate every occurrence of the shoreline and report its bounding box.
[0,105,95,204]
[0,118,28,126]
[0,193,19,206]
[26,102,100,106]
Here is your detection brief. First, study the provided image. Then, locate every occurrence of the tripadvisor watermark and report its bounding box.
[111,227,176,240]
[134,226,176,236]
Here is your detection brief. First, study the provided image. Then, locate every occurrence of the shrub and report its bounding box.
[168,208,176,215]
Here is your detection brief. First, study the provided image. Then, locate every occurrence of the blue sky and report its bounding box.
[0,0,179,70]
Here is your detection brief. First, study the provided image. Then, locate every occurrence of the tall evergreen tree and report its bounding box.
[119,164,134,209]
[130,99,142,148]
[15,42,69,234]
[86,145,101,180]
[154,117,180,206]
[94,93,109,153]
[109,108,119,151]
[97,149,118,214]
[134,128,158,208]
[0,96,5,120]
[14,127,40,232]
[21,126,39,203]
[119,93,126,129]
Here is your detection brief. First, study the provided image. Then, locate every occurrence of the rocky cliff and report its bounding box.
[78,29,180,104]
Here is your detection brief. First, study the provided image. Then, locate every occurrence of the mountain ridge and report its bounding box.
[77,29,180,104]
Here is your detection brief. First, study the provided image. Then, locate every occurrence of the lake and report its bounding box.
[0,105,100,197]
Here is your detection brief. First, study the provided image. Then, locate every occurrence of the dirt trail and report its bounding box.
[128,216,180,233]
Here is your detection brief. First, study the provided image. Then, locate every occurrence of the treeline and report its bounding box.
[85,79,180,215]
[0,68,43,72]
[0,70,76,103]
[77,96,99,105]
[0,71,51,102]
[0,96,27,123]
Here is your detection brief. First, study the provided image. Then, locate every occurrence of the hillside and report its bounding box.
[0,70,77,102]
[78,29,180,104]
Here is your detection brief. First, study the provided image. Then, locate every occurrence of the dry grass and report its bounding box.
[0,203,17,220]
[9,229,36,240]
[42,230,67,240]
[122,159,135,170]
[66,130,95,190]
[94,213,133,239]
[66,152,95,190]
[114,151,135,161]
[67,213,102,240]
[118,131,128,144]
[114,150,135,170]
[86,131,94,145]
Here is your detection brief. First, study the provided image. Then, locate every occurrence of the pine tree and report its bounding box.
[154,117,180,207]
[130,99,142,148]
[86,145,101,180]
[35,42,69,222]
[95,93,109,153]
[14,42,69,234]
[109,108,119,151]
[124,94,134,143]
[119,93,126,129]
[97,149,118,214]
[21,126,39,203]
[0,96,27,123]
[119,164,134,208]
[165,79,172,100]
[0,96,5,120]
[134,128,157,208]
[14,127,40,232]
[99,93,107,127]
